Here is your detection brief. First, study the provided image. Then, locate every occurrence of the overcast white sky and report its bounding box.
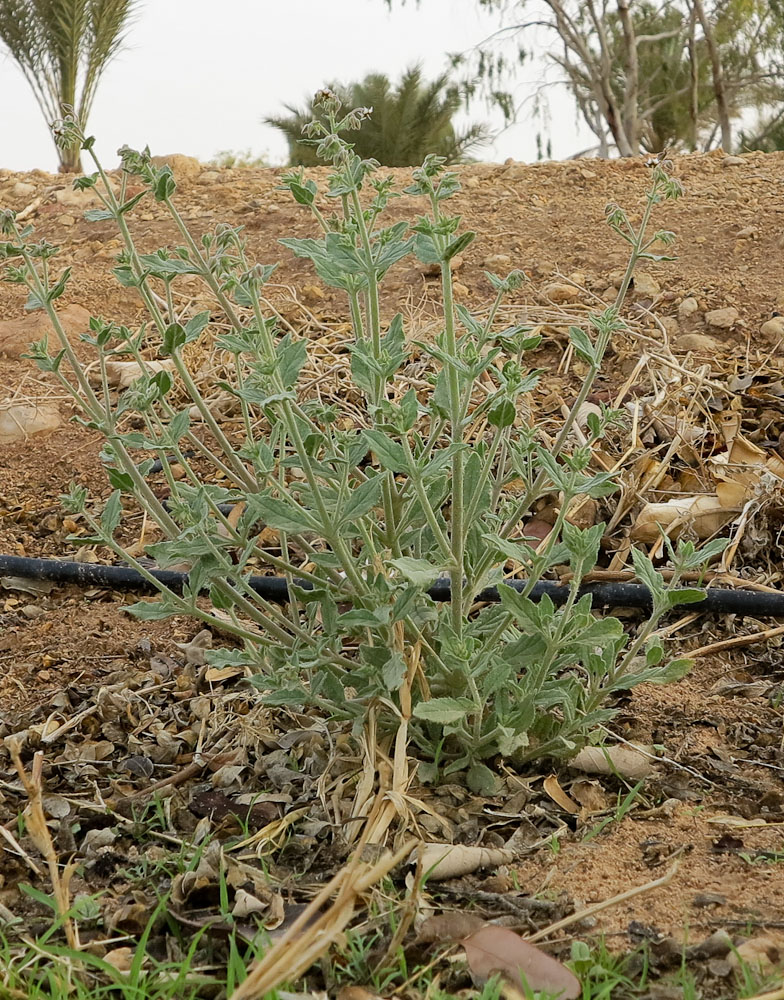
[0,0,591,173]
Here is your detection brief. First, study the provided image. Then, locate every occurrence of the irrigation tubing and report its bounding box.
[3,554,784,615]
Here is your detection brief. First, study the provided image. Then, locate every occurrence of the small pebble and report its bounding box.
[705,306,739,329]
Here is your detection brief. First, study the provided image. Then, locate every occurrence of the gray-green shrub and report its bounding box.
[0,96,721,790]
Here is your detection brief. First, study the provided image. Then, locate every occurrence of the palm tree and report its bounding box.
[0,0,137,171]
[266,66,491,167]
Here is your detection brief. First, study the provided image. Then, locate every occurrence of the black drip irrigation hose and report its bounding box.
[3,553,784,615]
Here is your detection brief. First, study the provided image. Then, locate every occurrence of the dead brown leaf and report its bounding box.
[542,775,579,814]
[729,933,784,976]
[570,744,656,779]
[415,843,515,880]
[462,925,581,998]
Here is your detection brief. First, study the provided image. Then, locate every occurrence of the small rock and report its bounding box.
[736,226,756,239]
[722,155,745,167]
[464,175,480,189]
[419,257,462,277]
[632,273,660,297]
[483,253,512,271]
[54,184,112,209]
[103,359,176,389]
[543,281,581,303]
[104,947,134,973]
[12,181,36,199]
[503,162,528,180]
[660,316,679,339]
[198,170,221,185]
[675,333,721,352]
[0,303,91,359]
[580,167,597,180]
[57,214,76,227]
[73,547,100,564]
[452,281,470,297]
[761,317,784,340]
[691,929,732,958]
[705,306,739,329]
[21,604,46,619]
[692,894,727,910]
[149,153,202,183]
[678,296,700,319]
[0,401,61,443]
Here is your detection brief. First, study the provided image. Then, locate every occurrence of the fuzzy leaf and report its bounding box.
[390,557,444,589]
[245,493,317,533]
[413,697,473,724]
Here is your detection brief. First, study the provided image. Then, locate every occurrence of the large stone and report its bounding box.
[0,304,91,358]
[705,306,739,329]
[150,154,202,183]
[0,401,60,443]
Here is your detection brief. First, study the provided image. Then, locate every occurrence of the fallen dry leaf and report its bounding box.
[415,843,514,880]
[569,779,609,814]
[570,744,656,779]
[205,663,245,683]
[337,988,384,1000]
[462,925,580,998]
[542,775,579,814]
[728,933,784,975]
[631,494,737,543]
[175,629,213,666]
[707,815,784,828]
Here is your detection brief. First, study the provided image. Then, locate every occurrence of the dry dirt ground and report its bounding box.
[1,150,783,993]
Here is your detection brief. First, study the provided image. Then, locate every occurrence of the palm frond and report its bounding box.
[0,0,136,168]
[267,66,490,168]
[80,0,137,117]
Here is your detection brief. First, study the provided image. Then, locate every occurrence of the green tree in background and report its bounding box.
[385,0,784,156]
[0,0,137,171]
[266,66,491,167]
